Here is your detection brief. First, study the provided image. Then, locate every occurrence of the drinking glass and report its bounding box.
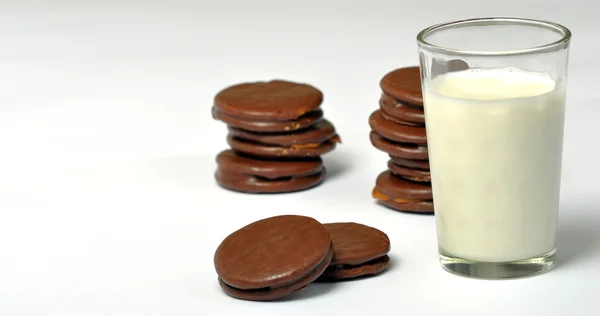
[417,17,571,279]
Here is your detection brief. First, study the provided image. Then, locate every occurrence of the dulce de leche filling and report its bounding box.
[291,143,321,149]
[290,135,342,149]
[283,123,302,131]
[371,188,419,204]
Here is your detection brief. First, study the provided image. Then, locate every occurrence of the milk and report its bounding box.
[424,67,566,262]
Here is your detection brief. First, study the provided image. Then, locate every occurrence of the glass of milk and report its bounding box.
[417,18,571,279]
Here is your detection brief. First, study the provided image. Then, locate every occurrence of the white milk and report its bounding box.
[424,67,566,262]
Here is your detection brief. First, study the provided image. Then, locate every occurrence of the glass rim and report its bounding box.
[417,17,572,56]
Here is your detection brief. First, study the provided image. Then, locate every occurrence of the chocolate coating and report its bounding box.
[323,222,390,266]
[378,199,434,213]
[227,135,337,158]
[216,149,322,179]
[389,156,430,170]
[387,160,431,182]
[214,215,332,291]
[318,255,390,281]
[214,80,323,121]
[215,168,325,193]
[379,93,425,124]
[380,110,422,126]
[379,66,423,106]
[218,246,333,301]
[370,132,429,160]
[369,110,426,144]
[375,170,432,200]
[212,107,324,132]
[227,119,337,147]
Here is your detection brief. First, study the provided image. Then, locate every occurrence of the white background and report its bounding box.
[1,1,599,315]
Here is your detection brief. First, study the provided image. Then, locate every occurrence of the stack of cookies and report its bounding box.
[369,66,433,213]
[212,80,341,193]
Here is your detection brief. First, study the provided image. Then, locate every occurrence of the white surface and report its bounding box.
[426,69,565,262]
[1,1,599,315]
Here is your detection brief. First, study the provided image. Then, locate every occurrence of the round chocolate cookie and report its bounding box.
[216,168,325,194]
[375,170,432,200]
[387,160,431,182]
[373,171,433,213]
[380,109,422,126]
[318,256,390,280]
[213,107,324,133]
[369,110,427,144]
[376,196,434,213]
[214,80,323,121]
[216,149,323,179]
[214,215,333,301]
[379,93,425,125]
[227,135,338,158]
[227,119,338,147]
[389,156,430,170]
[370,132,429,160]
[379,66,423,106]
[317,222,391,281]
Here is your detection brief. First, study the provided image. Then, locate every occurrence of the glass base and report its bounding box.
[439,247,556,279]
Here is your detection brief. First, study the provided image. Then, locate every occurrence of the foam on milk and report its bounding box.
[424,67,566,262]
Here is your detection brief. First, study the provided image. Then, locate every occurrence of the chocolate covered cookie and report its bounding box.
[214,215,333,301]
[216,168,325,193]
[379,93,425,125]
[318,222,391,281]
[376,198,434,213]
[387,160,431,182]
[227,120,339,147]
[215,150,325,193]
[379,66,423,106]
[213,107,323,133]
[227,135,338,158]
[370,131,429,160]
[369,110,427,144]
[214,80,323,121]
[372,170,434,213]
[389,155,430,170]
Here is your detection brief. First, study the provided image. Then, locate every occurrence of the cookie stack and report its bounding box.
[214,215,391,301]
[369,66,433,213]
[212,80,340,193]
